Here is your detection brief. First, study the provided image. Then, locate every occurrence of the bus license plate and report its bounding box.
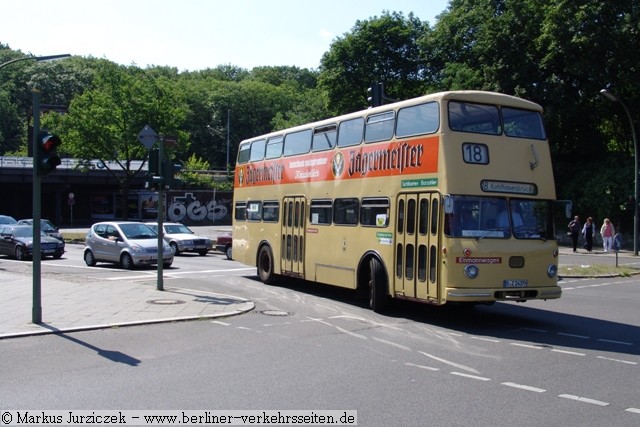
[503,279,528,288]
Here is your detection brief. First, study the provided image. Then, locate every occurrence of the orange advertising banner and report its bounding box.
[236,136,439,188]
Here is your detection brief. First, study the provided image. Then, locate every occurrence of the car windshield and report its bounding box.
[166,224,192,234]
[11,227,48,238]
[118,224,157,240]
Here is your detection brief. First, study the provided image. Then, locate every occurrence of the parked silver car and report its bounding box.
[84,221,173,269]
[145,222,212,256]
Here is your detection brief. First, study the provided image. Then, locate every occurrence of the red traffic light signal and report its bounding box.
[38,131,62,175]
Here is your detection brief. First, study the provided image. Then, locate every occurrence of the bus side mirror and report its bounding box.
[444,196,454,214]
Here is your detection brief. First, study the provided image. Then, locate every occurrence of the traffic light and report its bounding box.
[148,147,160,176]
[163,160,183,188]
[38,131,62,175]
[367,82,384,108]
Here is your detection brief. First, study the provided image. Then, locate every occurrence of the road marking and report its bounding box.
[210,320,231,326]
[559,394,609,406]
[405,362,438,371]
[551,349,586,356]
[597,356,637,365]
[470,336,500,343]
[626,408,640,414]
[520,327,548,333]
[557,332,589,339]
[418,351,480,374]
[510,343,546,350]
[450,372,491,381]
[597,338,633,346]
[501,382,546,393]
[372,337,411,351]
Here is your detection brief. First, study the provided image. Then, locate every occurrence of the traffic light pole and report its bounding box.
[32,90,42,323]
[157,139,164,291]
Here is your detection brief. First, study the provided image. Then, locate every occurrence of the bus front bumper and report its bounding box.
[446,286,562,302]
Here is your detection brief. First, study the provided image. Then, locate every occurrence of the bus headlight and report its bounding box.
[464,265,479,279]
[547,264,558,278]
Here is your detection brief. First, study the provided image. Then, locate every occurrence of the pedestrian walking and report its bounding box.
[582,217,595,252]
[568,215,581,252]
[600,218,615,252]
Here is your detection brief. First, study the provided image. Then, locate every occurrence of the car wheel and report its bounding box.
[198,250,208,256]
[53,253,62,259]
[225,245,232,260]
[15,246,26,261]
[120,253,134,270]
[84,250,96,266]
[170,242,180,255]
[163,261,173,268]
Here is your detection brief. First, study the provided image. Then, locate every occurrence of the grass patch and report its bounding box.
[559,264,640,277]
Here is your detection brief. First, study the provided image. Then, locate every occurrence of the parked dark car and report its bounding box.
[0,225,65,260]
[84,221,173,269]
[215,233,232,260]
[0,215,17,225]
[17,219,64,241]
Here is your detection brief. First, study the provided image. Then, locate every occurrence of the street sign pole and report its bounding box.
[138,125,164,291]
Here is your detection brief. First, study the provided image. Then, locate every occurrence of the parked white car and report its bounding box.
[146,222,212,256]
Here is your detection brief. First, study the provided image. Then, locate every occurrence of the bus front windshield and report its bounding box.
[444,196,554,240]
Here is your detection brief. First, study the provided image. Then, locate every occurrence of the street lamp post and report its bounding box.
[0,54,71,70]
[601,88,639,256]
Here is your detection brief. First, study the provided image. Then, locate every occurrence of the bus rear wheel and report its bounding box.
[257,245,275,284]
[368,257,389,313]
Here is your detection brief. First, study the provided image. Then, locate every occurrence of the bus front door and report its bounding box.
[394,193,440,303]
[281,196,306,279]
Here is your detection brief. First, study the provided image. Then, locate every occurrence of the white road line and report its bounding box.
[626,408,640,414]
[210,321,231,326]
[501,382,546,393]
[372,337,412,351]
[510,343,546,350]
[418,351,480,374]
[558,394,609,407]
[597,338,633,346]
[470,336,501,343]
[551,349,586,356]
[450,372,491,381]
[557,332,589,339]
[237,326,252,330]
[520,327,548,333]
[596,356,637,365]
[405,362,438,371]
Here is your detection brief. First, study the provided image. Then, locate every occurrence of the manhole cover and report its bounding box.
[260,310,292,316]
[147,299,185,305]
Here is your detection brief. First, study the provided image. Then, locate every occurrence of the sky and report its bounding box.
[0,0,449,71]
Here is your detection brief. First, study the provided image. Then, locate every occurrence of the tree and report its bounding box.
[318,11,430,115]
[45,60,189,219]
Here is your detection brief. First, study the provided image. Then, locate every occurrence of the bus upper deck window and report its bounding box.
[338,117,364,147]
[502,108,546,140]
[249,139,266,162]
[284,129,312,156]
[396,102,439,138]
[237,143,251,164]
[312,125,337,151]
[449,101,501,135]
[365,111,395,143]
[265,136,283,159]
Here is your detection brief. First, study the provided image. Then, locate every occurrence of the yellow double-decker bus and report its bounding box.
[232,91,566,312]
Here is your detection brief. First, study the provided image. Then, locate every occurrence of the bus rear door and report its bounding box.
[281,196,305,278]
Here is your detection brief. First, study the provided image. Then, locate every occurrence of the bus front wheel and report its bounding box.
[369,257,389,313]
[257,245,275,284]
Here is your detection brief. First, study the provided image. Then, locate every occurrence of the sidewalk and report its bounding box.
[0,269,254,340]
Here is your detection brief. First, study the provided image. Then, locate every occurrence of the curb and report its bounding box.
[0,302,255,340]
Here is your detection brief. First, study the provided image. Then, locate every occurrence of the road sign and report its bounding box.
[138,125,159,149]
